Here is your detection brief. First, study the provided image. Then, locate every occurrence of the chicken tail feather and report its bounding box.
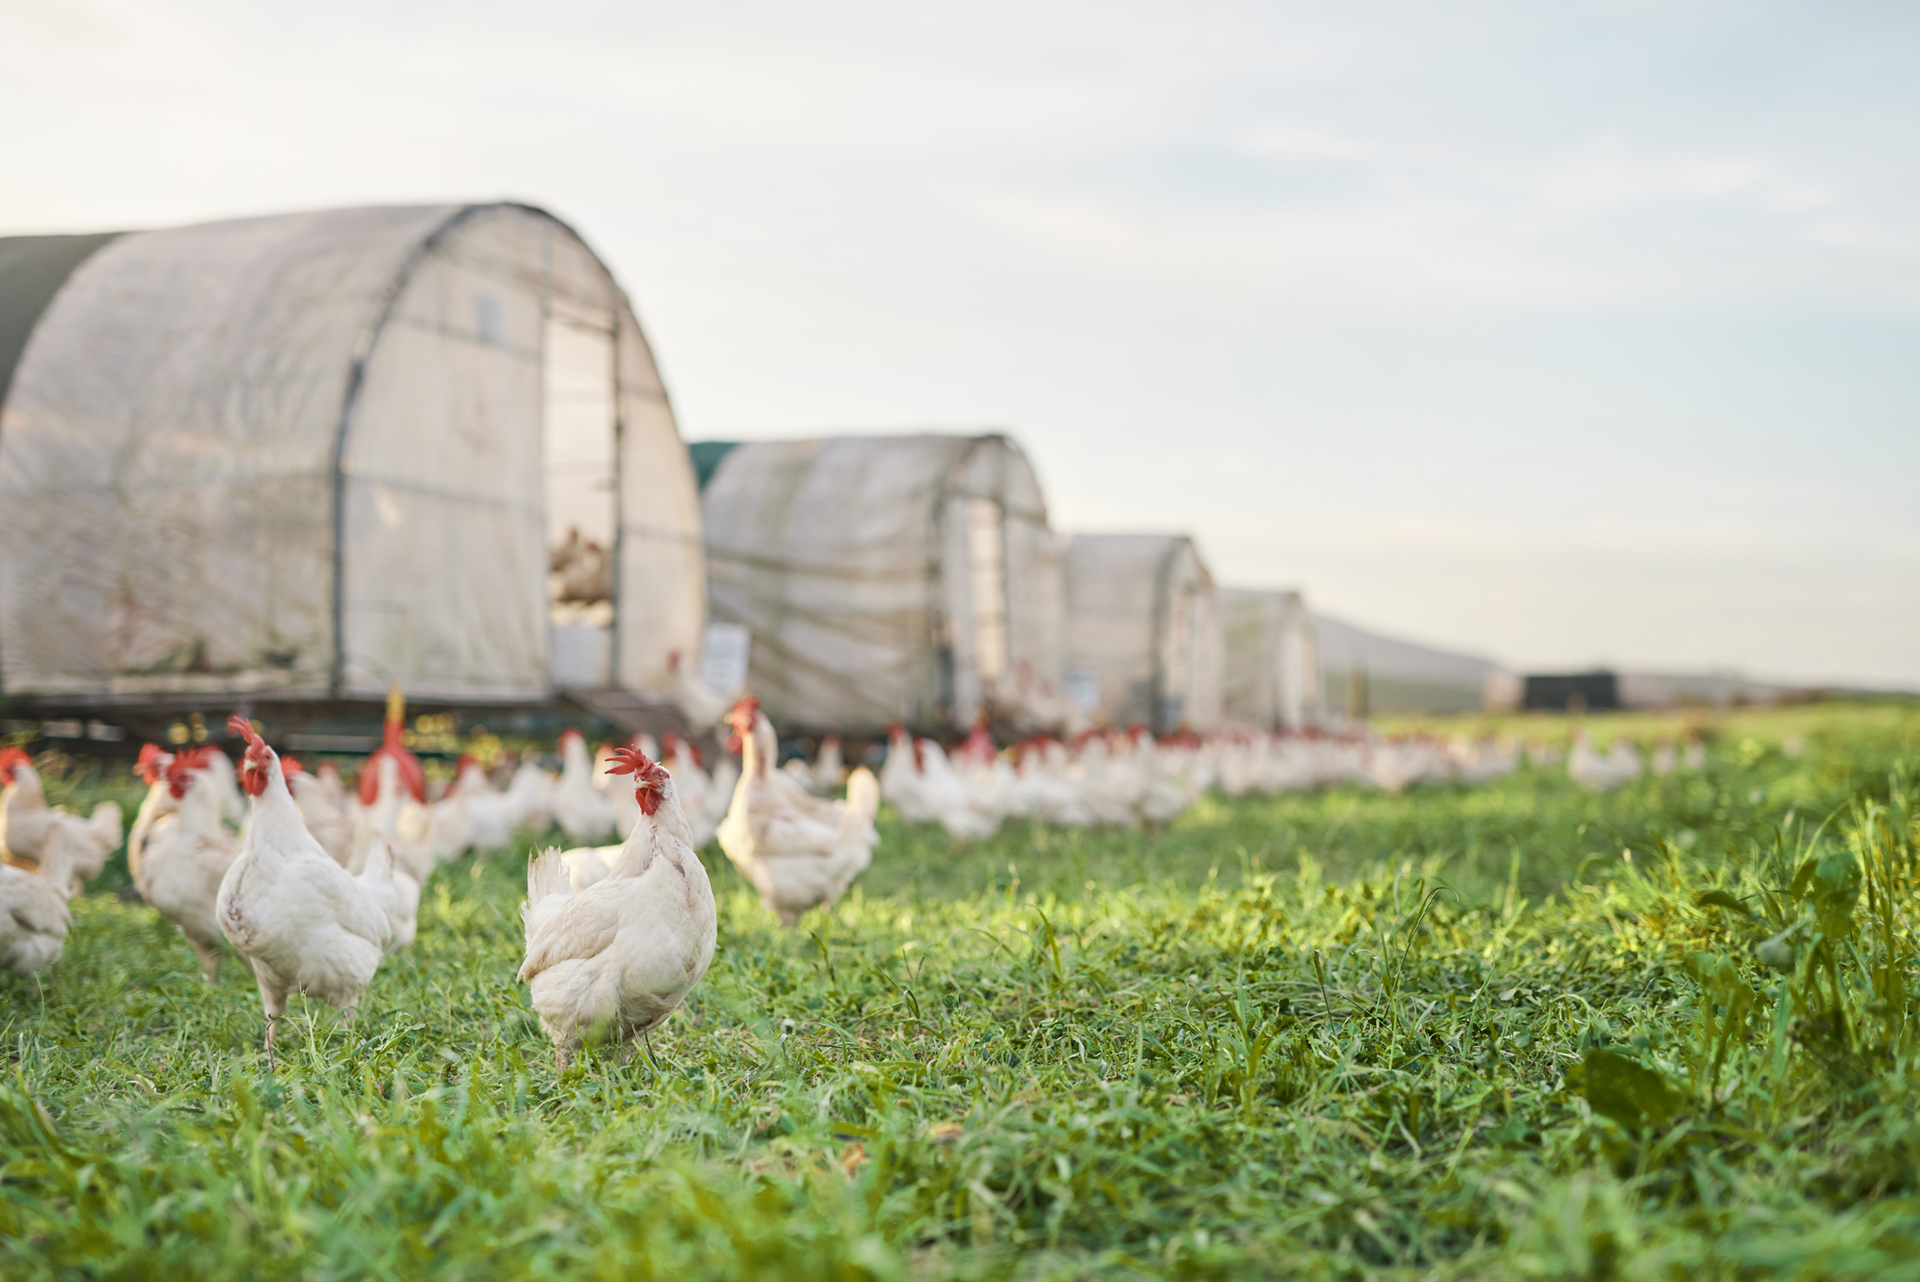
[351,836,404,949]
[839,767,880,838]
[356,835,394,886]
[88,801,124,850]
[525,846,570,914]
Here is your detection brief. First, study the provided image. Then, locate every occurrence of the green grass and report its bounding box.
[4,702,1920,1279]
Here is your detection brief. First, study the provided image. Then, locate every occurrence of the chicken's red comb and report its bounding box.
[0,746,30,771]
[605,744,668,815]
[227,714,265,749]
[281,755,304,776]
[726,695,760,726]
[604,744,665,779]
[165,746,213,794]
[137,742,170,785]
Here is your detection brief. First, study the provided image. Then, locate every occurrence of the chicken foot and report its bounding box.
[258,983,288,1069]
[191,939,223,982]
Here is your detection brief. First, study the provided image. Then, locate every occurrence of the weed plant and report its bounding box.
[2,703,1918,1279]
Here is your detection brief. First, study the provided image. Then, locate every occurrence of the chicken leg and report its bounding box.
[191,939,223,981]
[256,970,288,1068]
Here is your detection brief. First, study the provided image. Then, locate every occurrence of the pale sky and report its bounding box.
[6,0,1917,687]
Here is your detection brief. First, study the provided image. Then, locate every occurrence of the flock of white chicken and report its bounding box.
[876,722,1533,840]
[0,698,1710,1067]
[866,722,1712,844]
[0,698,877,1068]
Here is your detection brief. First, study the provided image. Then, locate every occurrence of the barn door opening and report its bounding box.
[1160,585,1191,734]
[966,498,1009,685]
[543,304,618,688]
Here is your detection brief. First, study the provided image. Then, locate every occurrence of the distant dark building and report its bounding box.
[1523,671,1620,712]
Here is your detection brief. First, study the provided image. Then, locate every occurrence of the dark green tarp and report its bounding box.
[686,439,739,491]
[0,232,123,413]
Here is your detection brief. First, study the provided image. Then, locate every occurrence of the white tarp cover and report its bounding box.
[702,434,1062,733]
[1063,534,1222,733]
[613,308,707,695]
[1313,615,1505,716]
[0,203,703,703]
[1220,588,1320,730]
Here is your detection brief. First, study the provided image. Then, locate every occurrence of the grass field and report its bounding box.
[4,702,1919,1279]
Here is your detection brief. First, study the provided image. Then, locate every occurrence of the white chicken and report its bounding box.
[877,726,998,840]
[1568,732,1643,792]
[716,698,881,925]
[878,724,937,823]
[1606,738,1645,785]
[503,755,558,832]
[446,755,522,856]
[0,822,89,977]
[1135,734,1200,824]
[519,744,716,1068]
[556,740,686,891]
[704,754,740,833]
[1076,734,1144,828]
[809,734,846,793]
[0,746,124,893]
[600,735,659,836]
[289,759,354,867]
[556,730,714,885]
[130,746,240,979]
[1567,732,1614,791]
[950,719,1016,818]
[1014,739,1095,828]
[662,736,715,847]
[349,755,438,882]
[911,738,1000,840]
[399,776,475,867]
[200,748,248,828]
[128,744,184,871]
[215,715,415,1065]
[552,730,617,842]
[555,840,622,892]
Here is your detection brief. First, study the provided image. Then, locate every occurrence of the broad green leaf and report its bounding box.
[1756,929,1798,972]
[1582,1047,1687,1131]
[1810,851,1861,939]
[1789,857,1820,901]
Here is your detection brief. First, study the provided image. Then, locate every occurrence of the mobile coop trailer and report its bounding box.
[0,203,706,740]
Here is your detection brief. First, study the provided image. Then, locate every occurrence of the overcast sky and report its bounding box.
[6,0,1918,687]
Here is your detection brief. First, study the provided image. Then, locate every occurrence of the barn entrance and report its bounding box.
[966,497,1009,685]
[543,302,618,688]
